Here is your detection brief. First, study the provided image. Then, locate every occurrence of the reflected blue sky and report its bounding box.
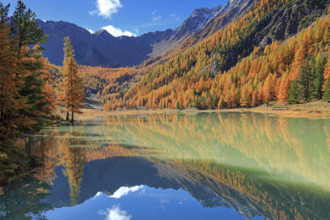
[4,112,327,220]
[44,186,263,220]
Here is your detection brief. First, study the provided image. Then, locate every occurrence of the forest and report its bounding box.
[95,0,330,110]
[0,1,84,183]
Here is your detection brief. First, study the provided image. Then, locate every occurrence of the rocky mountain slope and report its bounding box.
[102,0,329,110]
[38,0,255,67]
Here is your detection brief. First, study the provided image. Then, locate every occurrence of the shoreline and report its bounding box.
[77,100,330,119]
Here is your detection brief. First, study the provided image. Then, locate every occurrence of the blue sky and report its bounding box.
[3,0,228,36]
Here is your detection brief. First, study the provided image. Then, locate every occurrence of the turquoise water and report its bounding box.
[1,112,329,219]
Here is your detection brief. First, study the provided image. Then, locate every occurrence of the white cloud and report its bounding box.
[86,28,95,34]
[89,0,123,19]
[94,192,102,197]
[101,25,137,37]
[152,10,162,21]
[110,185,144,198]
[99,205,132,220]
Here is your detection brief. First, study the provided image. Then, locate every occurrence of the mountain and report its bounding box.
[102,0,329,110]
[38,20,170,67]
[38,0,255,67]
[193,0,256,41]
[46,156,271,219]
[147,0,256,58]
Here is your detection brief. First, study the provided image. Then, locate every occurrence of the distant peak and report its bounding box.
[95,29,112,36]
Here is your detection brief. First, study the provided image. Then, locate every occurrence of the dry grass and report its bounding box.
[58,100,330,121]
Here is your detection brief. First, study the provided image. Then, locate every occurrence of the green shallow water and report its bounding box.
[1,112,329,219]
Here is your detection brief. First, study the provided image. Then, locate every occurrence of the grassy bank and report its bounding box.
[75,100,330,119]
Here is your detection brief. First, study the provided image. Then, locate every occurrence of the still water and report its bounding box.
[0,112,329,219]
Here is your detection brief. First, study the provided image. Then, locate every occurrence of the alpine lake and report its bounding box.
[0,112,329,220]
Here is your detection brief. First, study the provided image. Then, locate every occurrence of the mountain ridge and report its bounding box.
[38,0,255,67]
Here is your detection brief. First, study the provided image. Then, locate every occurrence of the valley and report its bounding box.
[0,0,329,219]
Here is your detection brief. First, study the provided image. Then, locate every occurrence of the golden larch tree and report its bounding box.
[58,37,85,122]
[277,74,289,103]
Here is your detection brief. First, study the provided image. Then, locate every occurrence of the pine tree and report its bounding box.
[10,0,46,59]
[8,0,52,131]
[289,80,299,104]
[312,53,325,100]
[58,37,85,122]
[298,60,313,102]
[18,46,53,123]
[323,78,330,102]
[322,56,330,92]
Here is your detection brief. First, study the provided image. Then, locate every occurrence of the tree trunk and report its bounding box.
[66,112,69,121]
[71,110,74,123]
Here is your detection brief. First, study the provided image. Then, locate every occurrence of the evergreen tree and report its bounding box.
[10,0,46,58]
[322,56,330,92]
[289,80,299,104]
[312,53,325,100]
[18,46,51,122]
[298,60,313,102]
[9,0,52,131]
[323,78,330,102]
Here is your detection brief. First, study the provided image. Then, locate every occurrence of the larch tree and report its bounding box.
[289,48,305,82]
[0,4,24,140]
[277,73,289,103]
[240,85,251,107]
[58,37,85,122]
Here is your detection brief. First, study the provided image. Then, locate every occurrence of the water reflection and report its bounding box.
[1,112,329,220]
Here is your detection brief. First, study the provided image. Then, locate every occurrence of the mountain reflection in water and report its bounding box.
[1,112,329,220]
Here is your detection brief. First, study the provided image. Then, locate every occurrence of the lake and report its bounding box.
[0,112,329,220]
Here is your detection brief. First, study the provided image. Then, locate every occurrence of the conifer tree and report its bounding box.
[0,4,24,140]
[240,85,251,107]
[322,56,330,92]
[10,0,46,59]
[289,48,305,82]
[298,60,313,102]
[312,53,325,100]
[9,0,52,130]
[58,37,85,122]
[323,78,330,102]
[277,73,289,103]
[289,80,299,104]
